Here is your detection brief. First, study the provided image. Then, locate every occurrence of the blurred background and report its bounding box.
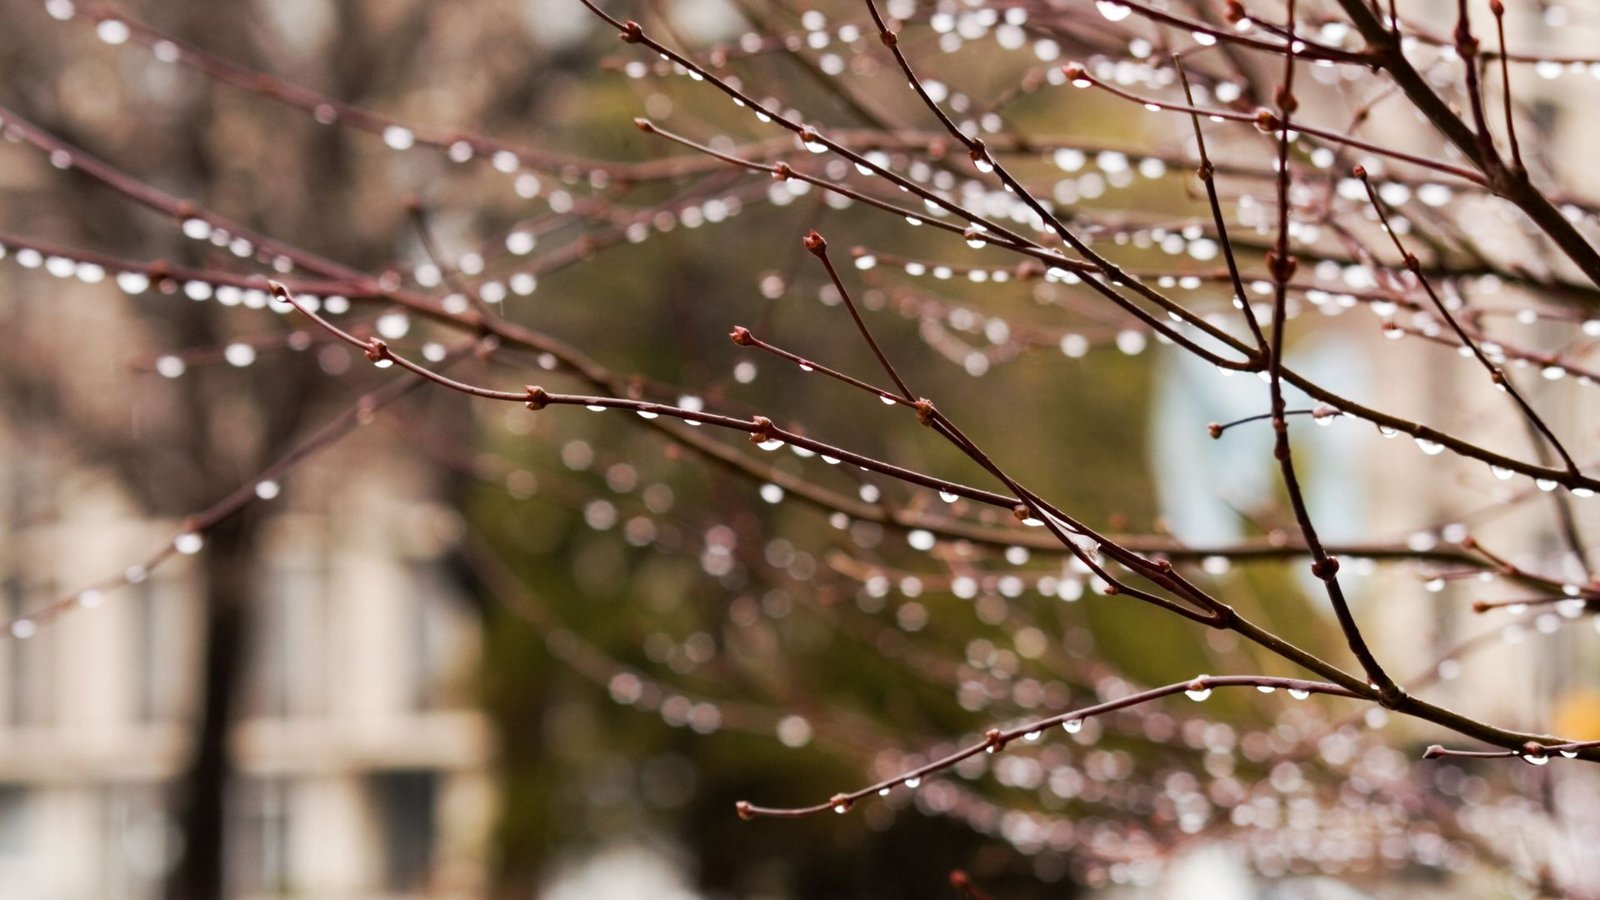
[2,0,1600,897]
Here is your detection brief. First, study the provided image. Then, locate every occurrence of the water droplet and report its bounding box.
[1024,730,1041,742]
[760,483,784,504]
[115,271,150,294]
[1490,465,1514,480]
[382,126,415,150]
[174,532,204,555]
[10,620,36,639]
[1062,718,1082,733]
[254,480,281,500]
[1288,688,1310,700]
[904,776,921,788]
[155,355,186,378]
[222,343,255,367]
[1256,685,1277,693]
[1522,751,1550,766]
[1115,330,1146,355]
[1096,0,1132,21]
[1185,680,1213,701]
[1536,479,1558,492]
[1415,438,1444,455]
[96,19,129,45]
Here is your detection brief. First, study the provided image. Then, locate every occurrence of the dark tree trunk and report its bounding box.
[166,513,258,900]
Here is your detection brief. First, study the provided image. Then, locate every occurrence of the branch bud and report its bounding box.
[879,28,898,47]
[735,801,754,820]
[749,416,775,443]
[364,339,390,364]
[1207,422,1224,439]
[633,118,655,133]
[914,398,935,425]
[523,385,549,410]
[730,325,755,346]
[803,230,827,255]
[1265,250,1297,282]
[1310,557,1340,580]
[619,20,643,42]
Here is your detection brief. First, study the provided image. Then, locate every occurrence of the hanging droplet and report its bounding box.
[382,126,416,150]
[1288,688,1310,700]
[95,18,130,44]
[1185,679,1213,701]
[1062,718,1083,733]
[174,532,204,555]
[1095,0,1132,21]
[254,480,281,500]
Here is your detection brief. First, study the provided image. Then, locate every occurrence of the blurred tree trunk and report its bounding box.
[167,514,259,900]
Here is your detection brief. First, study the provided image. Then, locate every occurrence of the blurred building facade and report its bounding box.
[0,420,491,899]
